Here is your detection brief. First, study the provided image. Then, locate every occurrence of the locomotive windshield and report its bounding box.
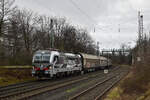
[33,53,51,63]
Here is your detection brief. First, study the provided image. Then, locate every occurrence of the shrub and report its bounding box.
[121,53,150,95]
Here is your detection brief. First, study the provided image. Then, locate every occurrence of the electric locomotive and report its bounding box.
[32,50,82,78]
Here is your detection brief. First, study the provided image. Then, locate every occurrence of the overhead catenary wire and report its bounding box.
[70,0,135,33]
[68,0,104,31]
[68,0,118,32]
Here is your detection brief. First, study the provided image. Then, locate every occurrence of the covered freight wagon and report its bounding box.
[79,53,110,71]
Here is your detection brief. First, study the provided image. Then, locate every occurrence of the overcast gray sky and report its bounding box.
[15,0,150,49]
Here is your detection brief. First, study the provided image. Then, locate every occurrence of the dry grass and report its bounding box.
[0,66,32,68]
[103,87,122,100]
[0,68,35,86]
[103,67,131,100]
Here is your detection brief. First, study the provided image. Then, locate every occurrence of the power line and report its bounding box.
[69,0,95,23]
[68,0,119,32]
[68,0,103,31]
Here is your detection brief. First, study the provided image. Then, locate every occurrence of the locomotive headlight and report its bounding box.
[32,65,35,70]
[49,66,52,69]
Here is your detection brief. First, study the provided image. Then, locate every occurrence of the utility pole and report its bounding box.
[50,19,54,49]
[96,42,99,56]
[138,11,144,61]
[138,11,144,44]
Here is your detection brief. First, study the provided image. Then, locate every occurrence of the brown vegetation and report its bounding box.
[108,34,150,99]
[122,53,150,94]
[0,68,34,86]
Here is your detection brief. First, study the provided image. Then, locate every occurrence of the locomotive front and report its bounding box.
[32,50,53,78]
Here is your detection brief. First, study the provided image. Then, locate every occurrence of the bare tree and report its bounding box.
[33,15,54,49]
[0,0,16,37]
[0,0,16,64]
[0,5,97,65]
[12,9,35,54]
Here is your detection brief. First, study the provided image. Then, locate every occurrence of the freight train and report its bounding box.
[32,50,112,78]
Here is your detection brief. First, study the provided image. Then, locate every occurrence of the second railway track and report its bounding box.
[69,67,128,100]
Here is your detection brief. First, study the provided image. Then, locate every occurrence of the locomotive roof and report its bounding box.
[65,53,80,58]
[34,50,60,55]
[35,50,51,54]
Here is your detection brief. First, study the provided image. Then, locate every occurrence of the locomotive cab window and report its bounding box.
[33,53,50,63]
[33,55,42,63]
[42,55,50,63]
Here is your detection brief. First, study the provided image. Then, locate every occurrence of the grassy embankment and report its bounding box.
[0,66,35,86]
[104,57,150,100]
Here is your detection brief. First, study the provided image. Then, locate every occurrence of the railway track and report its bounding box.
[0,80,38,89]
[94,72,128,100]
[0,66,119,100]
[28,66,124,100]
[0,70,97,93]
[69,67,128,100]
